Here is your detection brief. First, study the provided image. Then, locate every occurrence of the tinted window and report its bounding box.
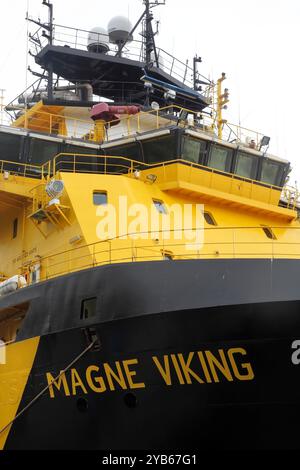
[63,144,97,155]
[28,138,60,164]
[142,135,176,164]
[56,144,98,173]
[235,152,258,179]
[260,159,281,186]
[208,145,232,172]
[80,298,97,319]
[153,199,168,214]
[261,226,276,240]
[93,191,107,206]
[182,136,207,164]
[204,212,217,226]
[105,143,142,162]
[0,132,23,162]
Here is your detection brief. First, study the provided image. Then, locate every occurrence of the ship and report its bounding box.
[0,0,300,451]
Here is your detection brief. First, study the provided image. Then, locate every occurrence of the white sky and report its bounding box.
[0,0,299,183]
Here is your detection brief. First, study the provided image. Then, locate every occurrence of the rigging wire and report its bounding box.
[0,339,97,437]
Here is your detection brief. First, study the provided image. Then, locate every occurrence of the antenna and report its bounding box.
[143,0,165,69]
[114,0,165,67]
[27,1,54,99]
[0,89,5,125]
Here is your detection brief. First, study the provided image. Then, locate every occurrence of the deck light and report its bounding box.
[146,174,157,184]
[259,136,271,150]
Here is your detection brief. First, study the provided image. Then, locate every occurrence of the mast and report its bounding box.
[26,0,55,100]
[42,1,54,100]
[143,0,164,69]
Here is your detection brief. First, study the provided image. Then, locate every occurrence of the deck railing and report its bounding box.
[5,99,266,149]
[22,225,300,284]
[0,154,299,209]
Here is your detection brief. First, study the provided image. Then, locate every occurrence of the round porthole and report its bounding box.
[77,398,88,413]
[123,393,138,408]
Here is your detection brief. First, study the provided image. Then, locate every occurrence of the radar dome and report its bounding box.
[108,16,133,44]
[87,27,109,53]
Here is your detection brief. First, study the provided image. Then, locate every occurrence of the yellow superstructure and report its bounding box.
[0,102,299,344]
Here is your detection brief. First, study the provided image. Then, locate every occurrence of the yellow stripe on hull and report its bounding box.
[0,337,40,450]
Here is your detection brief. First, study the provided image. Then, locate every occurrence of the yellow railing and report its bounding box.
[10,103,266,148]
[51,153,286,205]
[1,154,299,209]
[0,159,44,179]
[21,226,300,284]
[52,153,141,176]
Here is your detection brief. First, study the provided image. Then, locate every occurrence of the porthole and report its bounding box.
[124,393,138,408]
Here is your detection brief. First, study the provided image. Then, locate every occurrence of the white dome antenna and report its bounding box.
[87,27,110,53]
[108,16,133,46]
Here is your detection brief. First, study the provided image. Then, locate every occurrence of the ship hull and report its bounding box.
[2,259,300,450]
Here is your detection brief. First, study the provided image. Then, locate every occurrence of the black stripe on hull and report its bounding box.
[1,258,300,341]
[5,299,300,450]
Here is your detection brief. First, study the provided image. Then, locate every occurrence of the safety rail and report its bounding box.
[1,154,299,209]
[47,24,209,91]
[21,226,300,284]
[52,153,287,205]
[6,101,266,150]
[11,109,95,140]
[0,159,46,179]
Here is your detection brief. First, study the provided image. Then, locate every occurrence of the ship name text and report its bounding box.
[45,347,254,398]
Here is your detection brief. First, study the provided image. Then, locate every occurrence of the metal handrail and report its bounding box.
[5,102,267,149]
[51,152,284,193]
[0,154,296,208]
[24,225,300,284]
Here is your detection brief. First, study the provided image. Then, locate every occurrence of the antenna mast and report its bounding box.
[42,0,54,99]
[27,1,54,99]
[0,89,5,125]
[143,0,165,69]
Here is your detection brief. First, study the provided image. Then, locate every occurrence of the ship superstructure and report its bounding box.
[1,0,300,450]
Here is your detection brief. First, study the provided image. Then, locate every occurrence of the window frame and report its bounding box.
[181,135,209,165]
[204,212,217,226]
[207,144,233,173]
[258,157,288,187]
[153,199,168,215]
[80,297,97,320]
[93,191,108,206]
[233,150,259,180]
[261,225,277,240]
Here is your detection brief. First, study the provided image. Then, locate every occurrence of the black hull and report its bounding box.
[2,259,300,450]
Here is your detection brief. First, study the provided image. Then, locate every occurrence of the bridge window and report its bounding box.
[153,199,168,215]
[81,298,97,320]
[28,137,60,164]
[104,142,142,163]
[260,159,282,186]
[208,145,233,172]
[182,136,207,164]
[0,132,24,162]
[142,135,177,164]
[93,191,107,206]
[234,151,258,179]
